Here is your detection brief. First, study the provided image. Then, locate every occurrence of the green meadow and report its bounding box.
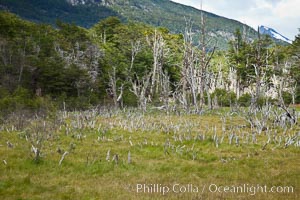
[0,108,299,200]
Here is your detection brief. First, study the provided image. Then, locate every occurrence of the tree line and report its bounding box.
[0,11,299,117]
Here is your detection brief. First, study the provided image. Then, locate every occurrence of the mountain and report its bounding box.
[0,0,266,49]
[259,25,292,44]
[0,0,120,27]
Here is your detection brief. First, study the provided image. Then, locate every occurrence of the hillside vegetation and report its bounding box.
[0,0,120,27]
[0,0,261,49]
[0,11,299,116]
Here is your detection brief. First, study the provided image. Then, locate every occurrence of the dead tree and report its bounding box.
[179,11,216,113]
[27,120,49,162]
[107,65,124,108]
[130,73,151,112]
[179,18,200,112]
[179,21,191,110]
[183,22,198,112]
[161,71,171,110]
[249,28,274,109]
[272,72,297,126]
[127,39,155,111]
[146,29,166,96]
[198,3,216,110]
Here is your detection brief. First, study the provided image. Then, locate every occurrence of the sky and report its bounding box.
[171,0,300,40]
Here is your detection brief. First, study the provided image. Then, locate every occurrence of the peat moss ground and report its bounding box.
[0,110,299,200]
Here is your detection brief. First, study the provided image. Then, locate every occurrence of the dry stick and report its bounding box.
[106,149,110,161]
[215,136,219,148]
[262,142,268,150]
[112,154,119,164]
[235,136,240,146]
[6,141,13,148]
[31,145,40,160]
[229,133,234,145]
[129,140,133,146]
[128,151,131,164]
[192,151,197,161]
[59,151,69,166]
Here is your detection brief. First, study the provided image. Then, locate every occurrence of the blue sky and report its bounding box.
[171,0,300,40]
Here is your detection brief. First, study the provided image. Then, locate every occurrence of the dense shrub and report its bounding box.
[282,91,292,105]
[238,93,252,107]
[0,87,57,119]
[211,89,236,107]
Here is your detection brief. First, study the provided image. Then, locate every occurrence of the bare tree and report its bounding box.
[249,28,273,109]
[161,71,171,110]
[107,65,124,108]
[176,4,216,113]
[127,40,153,111]
[181,19,198,111]
[198,3,216,110]
[146,29,166,95]
[130,73,151,112]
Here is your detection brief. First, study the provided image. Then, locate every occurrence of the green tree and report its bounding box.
[91,17,122,44]
[290,29,300,103]
[228,29,249,97]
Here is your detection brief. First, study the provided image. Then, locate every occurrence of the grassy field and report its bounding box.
[0,108,299,200]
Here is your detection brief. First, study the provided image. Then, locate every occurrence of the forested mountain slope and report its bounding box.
[0,0,259,49]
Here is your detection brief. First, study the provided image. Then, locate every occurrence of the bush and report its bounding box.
[123,90,138,107]
[64,96,91,111]
[282,91,292,105]
[296,87,300,104]
[211,89,236,107]
[238,93,251,107]
[0,87,57,119]
[0,87,33,113]
[256,96,267,107]
[237,93,278,108]
[0,87,9,98]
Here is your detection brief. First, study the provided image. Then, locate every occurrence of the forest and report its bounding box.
[0,11,299,116]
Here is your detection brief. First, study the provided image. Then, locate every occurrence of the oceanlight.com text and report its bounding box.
[208,184,294,196]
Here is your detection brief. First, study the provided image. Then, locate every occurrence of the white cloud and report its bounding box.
[274,0,300,18]
[171,0,300,40]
